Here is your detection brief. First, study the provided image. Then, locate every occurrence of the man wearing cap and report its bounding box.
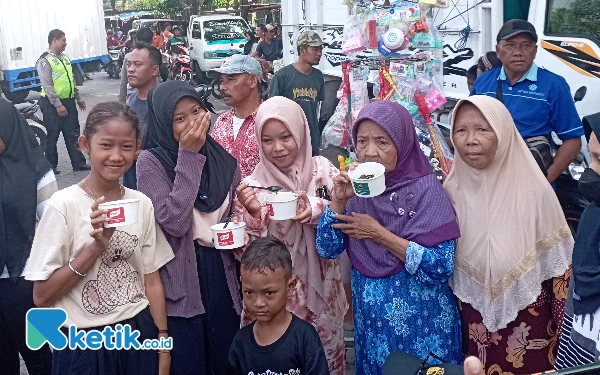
[254,24,283,62]
[211,55,264,178]
[270,31,326,155]
[471,19,583,184]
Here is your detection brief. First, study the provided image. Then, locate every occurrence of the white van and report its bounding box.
[188,15,251,82]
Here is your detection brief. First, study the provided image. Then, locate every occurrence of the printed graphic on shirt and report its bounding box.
[292,87,318,102]
[247,369,300,375]
[82,231,144,314]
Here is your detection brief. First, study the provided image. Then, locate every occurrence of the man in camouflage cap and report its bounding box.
[269,30,327,155]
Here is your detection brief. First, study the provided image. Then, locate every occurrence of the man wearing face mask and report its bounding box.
[555,114,600,369]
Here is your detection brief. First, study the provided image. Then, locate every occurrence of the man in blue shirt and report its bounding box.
[471,19,583,183]
[122,41,161,189]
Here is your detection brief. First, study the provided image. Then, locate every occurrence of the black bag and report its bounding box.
[383,352,463,375]
[496,79,553,176]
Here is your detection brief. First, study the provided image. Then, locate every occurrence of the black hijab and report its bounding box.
[244,31,257,55]
[143,81,237,213]
[573,114,600,315]
[0,98,52,280]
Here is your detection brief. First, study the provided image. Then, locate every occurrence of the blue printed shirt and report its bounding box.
[470,64,584,140]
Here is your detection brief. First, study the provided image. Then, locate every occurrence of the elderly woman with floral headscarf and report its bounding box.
[316,101,462,375]
[444,95,573,374]
[235,96,347,374]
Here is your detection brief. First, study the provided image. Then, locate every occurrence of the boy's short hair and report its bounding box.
[241,237,292,279]
[467,64,478,80]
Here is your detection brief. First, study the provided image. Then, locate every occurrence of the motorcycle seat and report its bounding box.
[14,102,33,111]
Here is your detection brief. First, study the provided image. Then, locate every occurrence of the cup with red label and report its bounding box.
[264,192,298,221]
[210,222,247,249]
[347,162,386,198]
[98,199,140,228]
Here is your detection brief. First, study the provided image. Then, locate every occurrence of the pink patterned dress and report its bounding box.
[235,156,348,375]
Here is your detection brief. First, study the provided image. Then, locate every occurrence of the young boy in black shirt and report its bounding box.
[229,237,330,375]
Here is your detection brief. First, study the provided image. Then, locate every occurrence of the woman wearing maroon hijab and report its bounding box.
[317,101,462,375]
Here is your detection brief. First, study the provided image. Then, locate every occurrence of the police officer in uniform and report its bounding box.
[36,29,90,175]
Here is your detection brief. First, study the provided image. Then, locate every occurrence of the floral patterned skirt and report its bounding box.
[460,278,569,375]
[352,268,462,375]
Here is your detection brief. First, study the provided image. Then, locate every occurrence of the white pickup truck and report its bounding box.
[279,0,600,124]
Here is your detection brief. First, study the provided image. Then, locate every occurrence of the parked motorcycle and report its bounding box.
[168,45,192,83]
[106,46,123,79]
[555,86,591,236]
[13,100,46,150]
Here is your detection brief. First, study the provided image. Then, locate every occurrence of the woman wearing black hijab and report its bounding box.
[243,31,258,55]
[137,81,241,375]
[0,97,55,374]
[555,115,600,369]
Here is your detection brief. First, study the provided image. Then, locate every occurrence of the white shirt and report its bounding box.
[232,116,245,139]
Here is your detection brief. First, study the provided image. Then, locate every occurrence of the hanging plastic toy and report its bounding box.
[378,28,409,57]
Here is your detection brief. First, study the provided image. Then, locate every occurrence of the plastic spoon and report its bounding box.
[248,185,284,193]
[223,212,235,229]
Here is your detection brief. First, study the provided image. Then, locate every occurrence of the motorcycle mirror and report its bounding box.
[574,86,587,102]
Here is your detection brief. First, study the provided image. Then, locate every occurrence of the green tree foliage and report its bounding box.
[207,0,235,7]
[132,0,180,14]
[547,0,600,40]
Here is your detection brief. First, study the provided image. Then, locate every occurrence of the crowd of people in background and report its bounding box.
[1,16,599,375]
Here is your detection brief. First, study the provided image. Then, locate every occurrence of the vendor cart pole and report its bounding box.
[343,61,352,154]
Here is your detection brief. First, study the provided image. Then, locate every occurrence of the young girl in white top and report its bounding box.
[25,102,174,375]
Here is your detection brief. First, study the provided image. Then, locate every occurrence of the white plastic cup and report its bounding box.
[348,162,386,198]
[98,199,140,228]
[264,192,298,221]
[210,222,247,249]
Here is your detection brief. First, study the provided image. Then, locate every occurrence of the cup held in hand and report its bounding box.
[348,162,386,198]
[211,222,247,249]
[98,199,140,228]
[264,192,298,221]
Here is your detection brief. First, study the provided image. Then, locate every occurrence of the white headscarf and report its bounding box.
[444,95,573,332]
